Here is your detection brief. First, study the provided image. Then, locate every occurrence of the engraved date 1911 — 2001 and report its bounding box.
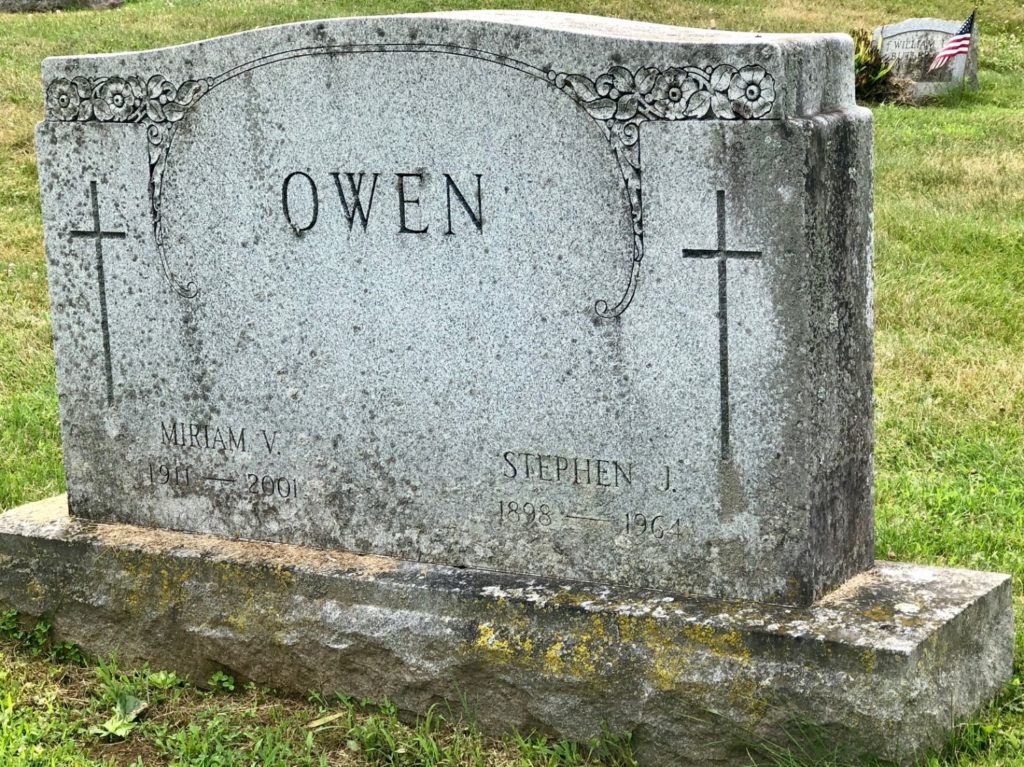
[145,461,299,499]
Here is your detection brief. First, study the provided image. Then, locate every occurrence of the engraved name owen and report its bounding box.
[281,170,484,236]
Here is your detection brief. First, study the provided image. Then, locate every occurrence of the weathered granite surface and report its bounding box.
[0,0,121,10]
[37,12,872,604]
[0,496,1012,766]
[873,18,979,100]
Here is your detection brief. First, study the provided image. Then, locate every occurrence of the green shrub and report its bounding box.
[851,28,906,103]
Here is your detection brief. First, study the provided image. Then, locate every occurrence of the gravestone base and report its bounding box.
[0,496,1012,766]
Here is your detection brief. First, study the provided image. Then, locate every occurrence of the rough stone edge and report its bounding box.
[0,496,1013,766]
[801,106,875,602]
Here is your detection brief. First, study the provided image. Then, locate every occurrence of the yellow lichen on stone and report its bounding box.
[468,601,610,679]
[649,641,690,690]
[473,622,515,661]
[199,561,286,636]
[213,561,251,586]
[25,577,47,604]
[155,567,189,614]
[567,638,598,676]
[128,555,200,618]
[680,625,762,716]
[861,605,895,622]
[225,614,246,632]
[725,676,769,720]
[465,596,760,708]
[113,552,155,617]
[625,618,753,693]
[615,614,641,643]
[539,632,601,677]
[544,640,565,675]
[546,590,592,608]
[682,624,750,662]
[860,649,877,674]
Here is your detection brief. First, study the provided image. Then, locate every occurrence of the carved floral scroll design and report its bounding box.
[44,53,777,316]
[46,75,210,298]
[547,64,776,317]
[45,75,209,123]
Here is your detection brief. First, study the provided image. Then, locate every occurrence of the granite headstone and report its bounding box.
[36,12,871,605]
[873,17,979,100]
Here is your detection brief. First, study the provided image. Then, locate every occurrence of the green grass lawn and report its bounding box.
[2,0,1023,764]
[0,621,638,766]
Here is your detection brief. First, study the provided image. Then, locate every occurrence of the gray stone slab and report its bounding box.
[0,0,121,11]
[36,12,872,604]
[0,496,1013,766]
[873,18,979,100]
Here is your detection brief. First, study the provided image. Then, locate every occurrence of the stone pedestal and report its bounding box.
[0,496,1012,766]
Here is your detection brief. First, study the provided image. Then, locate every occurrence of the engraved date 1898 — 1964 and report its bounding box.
[496,498,685,543]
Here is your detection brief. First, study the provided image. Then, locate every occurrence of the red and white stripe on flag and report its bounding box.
[928,11,976,72]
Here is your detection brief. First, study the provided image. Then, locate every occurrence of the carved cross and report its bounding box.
[682,190,762,460]
[69,180,126,407]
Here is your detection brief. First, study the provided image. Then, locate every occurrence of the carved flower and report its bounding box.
[579,66,641,121]
[727,65,776,118]
[144,76,206,122]
[145,76,178,121]
[649,68,700,119]
[46,79,83,120]
[94,77,138,121]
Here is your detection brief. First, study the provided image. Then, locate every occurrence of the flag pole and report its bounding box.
[960,51,967,100]
[960,9,976,99]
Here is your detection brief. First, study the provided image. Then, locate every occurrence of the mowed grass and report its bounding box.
[0,621,636,767]
[1,0,1023,764]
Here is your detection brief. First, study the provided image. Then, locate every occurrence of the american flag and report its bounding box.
[928,10,976,72]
